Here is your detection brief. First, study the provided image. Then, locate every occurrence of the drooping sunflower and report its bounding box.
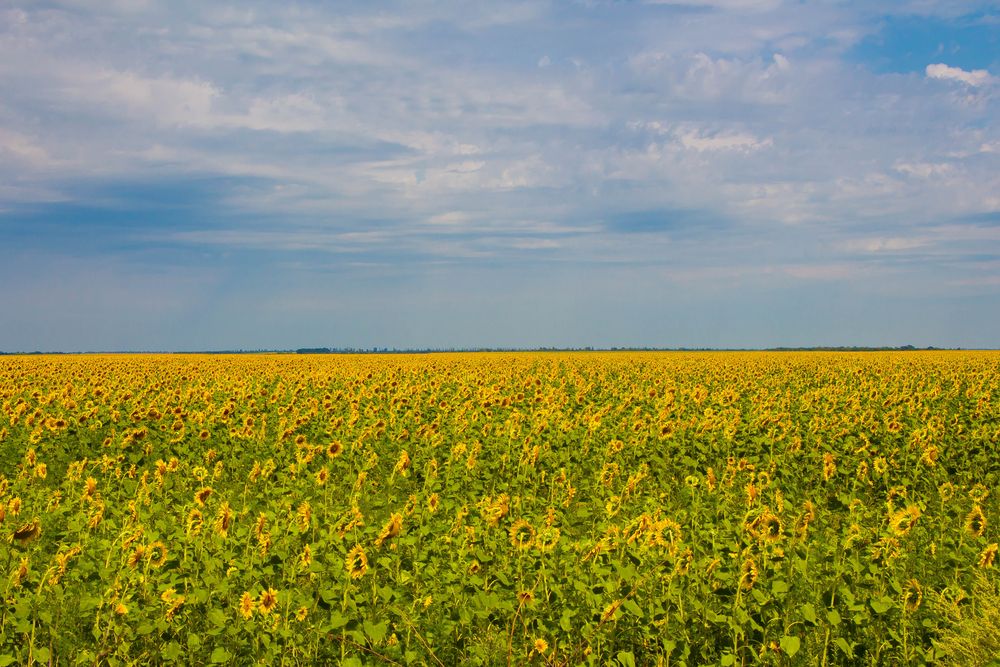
[978,543,998,568]
[375,513,403,548]
[346,545,368,579]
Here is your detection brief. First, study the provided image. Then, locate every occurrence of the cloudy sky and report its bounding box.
[1,1,998,351]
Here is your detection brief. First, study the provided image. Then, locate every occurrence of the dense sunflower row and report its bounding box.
[0,352,998,665]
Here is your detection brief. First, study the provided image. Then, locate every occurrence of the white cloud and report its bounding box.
[925,63,994,87]
[893,161,954,179]
[675,126,773,152]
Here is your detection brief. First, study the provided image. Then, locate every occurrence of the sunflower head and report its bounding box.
[346,545,368,579]
[509,519,535,549]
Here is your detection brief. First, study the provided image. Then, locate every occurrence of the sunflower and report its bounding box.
[238,592,255,620]
[346,545,368,579]
[965,505,987,538]
[327,440,344,458]
[187,508,204,535]
[902,578,923,612]
[295,606,308,622]
[427,493,440,513]
[970,483,990,504]
[535,526,561,553]
[822,452,836,481]
[127,544,147,569]
[978,543,998,568]
[375,513,403,548]
[258,588,279,615]
[214,501,233,538]
[194,487,213,506]
[12,519,41,546]
[517,590,535,606]
[889,506,920,536]
[509,519,535,549]
[939,482,955,503]
[739,557,758,590]
[300,544,312,569]
[147,541,168,568]
[533,638,549,654]
[314,467,329,486]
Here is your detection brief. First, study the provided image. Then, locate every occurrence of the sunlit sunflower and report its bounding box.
[327,440,344,458]
[238,592,255,620]
[127,544,147,569]
[346,545,368,579]
[978,543,998,568]
[258,588,279,615]
[427,493,440,513]
[194,487,213,506]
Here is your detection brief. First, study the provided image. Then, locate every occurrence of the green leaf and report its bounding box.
[871,597,893,614]
[364,620,388,643]
[827,609,842,626]
[161,642,183,662]
[188,634,202,651]
[780,635,801,657]
[616,651,636,667]
[721,654,736,666]
[0,657,15,667]
[801,603,818,625]
[35,648,51,664]
[771,580,790,595]
[622,599,644,618]
[835,638,854,658]
[210,647,232,663]
[208,608,227,627]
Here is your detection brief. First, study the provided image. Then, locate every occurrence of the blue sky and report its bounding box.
[1,1,998,351]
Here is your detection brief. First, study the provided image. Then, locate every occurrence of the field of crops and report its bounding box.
[1,352,998,665]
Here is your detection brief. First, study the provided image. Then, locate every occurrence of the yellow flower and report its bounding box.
[533,638,549,654]
[127,544,147,569]
[238,592,255,619]
[295,606,308,622]
[147,541,168,568]
[740,557,759,590]
[517,590,534,606]
[965,505,987,538]
[114,602,128,616]
[509,519,535,549]
[258,588,279,615]
[375,513,403,548]
[979,543,998,568]
[903,578,923,612]
[346,545,368,579]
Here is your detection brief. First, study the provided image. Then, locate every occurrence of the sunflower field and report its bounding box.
[1,351,998,665]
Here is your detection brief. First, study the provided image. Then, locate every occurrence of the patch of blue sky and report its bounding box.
[851,12,999,74]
